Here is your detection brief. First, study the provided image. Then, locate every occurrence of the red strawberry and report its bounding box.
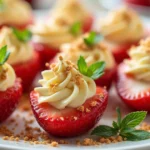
[95,66,116,90]
[12,51,41,92]
[30,87,108,137]
[124,0,150,6]
[32,42,59,70]
[0,79,22,123]
[83,15,94,33]
[116,63,150,111]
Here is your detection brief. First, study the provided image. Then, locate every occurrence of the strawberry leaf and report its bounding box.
[70,22,81,35]
[0,46,10,65]
[116,107,122,127]
[12,27,32,42]
[121,111,147,129]
[91,125,118,137]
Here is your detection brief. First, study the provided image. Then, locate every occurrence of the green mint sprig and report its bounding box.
[0,46,10,65]
[70,22,81,35]
[77,56,105,80]
[91,108,150,141]
[84,31,104,47]
[12,27,32,42]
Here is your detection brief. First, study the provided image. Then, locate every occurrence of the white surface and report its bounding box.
[0,86,150,150]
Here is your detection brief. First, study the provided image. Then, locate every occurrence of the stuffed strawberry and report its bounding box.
[31,21,82,69]
[0,27,41,92]
[116,38,150,111]
[0,0,33,29]
[52,32,116,89]
[0,46,22,123]
[100,6,145,64]
[48,0,93,33]
[30,56,108,137]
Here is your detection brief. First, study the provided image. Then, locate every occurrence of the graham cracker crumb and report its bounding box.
[77,106,84,112]
[51,141,59,147]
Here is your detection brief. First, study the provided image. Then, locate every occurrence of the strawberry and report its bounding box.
[124,0,150,6]
[12,51,41,92]
[0,79,22,123]
[32,42,59,70]
[82,15,93,33]
[95,66,116,90]
[30,87,108,137]
[116,63,150,111]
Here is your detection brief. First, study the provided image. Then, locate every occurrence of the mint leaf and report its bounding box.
[77,56,88,75]
[0,46,10,65]
[112,121,119,130]
[91,125,118,137]
[122,130,150,141]
[87,61,105,80]
[121,111,147,129]
[12,28,32,42]
[77,56,105,80]
[84,32,96,46]
[70,22,81,35]
[116,107,121,127]
[84,32,104,47]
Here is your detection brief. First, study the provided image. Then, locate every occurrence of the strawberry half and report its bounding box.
[30,87,108,137]
[0,79,22,123]
[82,15,93,33]
[13,51,41,92]
[116,63,150,111]
[32,42,59,70]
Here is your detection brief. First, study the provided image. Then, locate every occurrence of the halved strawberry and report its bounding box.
[116,63,150,111]
[83,15,94,33]
[30,87,108,137]
[0,79,22,123]
[12,51,41,92]
[95,66,116,90]
[32,42,59,70]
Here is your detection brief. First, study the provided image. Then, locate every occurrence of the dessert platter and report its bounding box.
[0,0,150,150]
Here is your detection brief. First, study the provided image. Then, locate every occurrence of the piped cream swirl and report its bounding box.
[57,34,115,69]
[100,6,143,43]
[0,63,16,91]
[0,0,32,26]
[35,57,96,109]
[0,27,33,65]
[49,0,89,26]
[125,38,150,82]
[30,21,78,49]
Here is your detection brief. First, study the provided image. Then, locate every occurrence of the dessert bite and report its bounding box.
[0,27,40,92]
[49,0,93,33]
[52,32,116,89]
[116,37,150,111]
[0,46,22,122]
[0,0,33,29]
[30,56,108,137]
[30,19,82,69]
[99,6,144,63]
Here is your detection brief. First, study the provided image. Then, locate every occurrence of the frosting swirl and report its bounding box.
[100,7,143,43]
[0,0,32,26]
[125,38,150,82]
[30,21,79,49]
[49,0,89,26]
[35,56,96,109]
[0,27,33,65]
[0,63,16,91]
[57,34,115,69]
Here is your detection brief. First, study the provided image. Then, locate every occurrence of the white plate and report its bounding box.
[0,86,150,150]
